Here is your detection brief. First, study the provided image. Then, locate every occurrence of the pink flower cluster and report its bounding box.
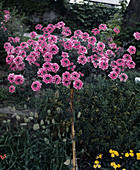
[0,10,11,31]
[8,73,24,93]
[5,21,137,93]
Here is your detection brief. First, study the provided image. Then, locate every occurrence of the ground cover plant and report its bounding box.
[1,6,140,169]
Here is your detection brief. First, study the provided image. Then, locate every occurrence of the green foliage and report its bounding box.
[1,0,118,33]
[0,116,71,169]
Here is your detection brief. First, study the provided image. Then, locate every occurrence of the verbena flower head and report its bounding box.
[113,27,120,34]
[133,32,140,40]
[5,22,137,92]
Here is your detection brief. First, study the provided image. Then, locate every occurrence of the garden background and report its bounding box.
[0,0,140,169]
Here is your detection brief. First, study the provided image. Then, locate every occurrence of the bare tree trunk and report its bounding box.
[123,0,140,28]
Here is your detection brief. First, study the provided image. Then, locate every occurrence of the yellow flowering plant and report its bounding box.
[93,149,140,169]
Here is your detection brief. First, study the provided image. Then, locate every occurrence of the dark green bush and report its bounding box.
[25,70,140,163]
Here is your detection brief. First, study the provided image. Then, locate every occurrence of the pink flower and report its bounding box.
[92,61,97,68]
[133,32,140,40]
[98,60,108,70]
[74,30,83,38]
[91,28,100,35]
[37,68,48,78]
[71,72,80,80]
[82,32,89,41]
[26,55,36,65]
[77,55,87,65]
[43,52,53,62]
[45,24,55,33]
[108,71,118,80]
[62,27,71,37]
[49,44,59,55]
[43,32,51,38]
[116,59,125,67]
[110,61,118,68]
[88,36,96,45]
[62,71,71,81]
[73,79,83,90]
[109,43,117,49]
[35,24,43,30]
[4,10,10,14]
[17,63,25,71]
[14,75,24,85]
[6,55,14,64]
[42,62,52,71]
[62,52,69,58]
[123,54,132,61]
[31,81,42,91]
[38,36,46,42]
[8,37,14,43]
[4,42,11,49]
[29,31,38,39]
[13,56,23,65]
[97,42,105,51]
[61,58,71,67]
[72,40,81,49]
[77,46,87,54]
[64,40,73,50]
[127,46,136,55]
[43,74,52,84]
[51,63,60,73]
[62,79,71,87]
[119,73,128,82]
[55,21,65,29]
[14,37,20,43]
[18,50,26,58]
[20,42,28,49]
[10,62,17,71]
[9,85,15,93]
[126,60,136,69]
[99,24,107,31]
[52,75,61,84]
[113,27,120,34]
[112,67,121,74]
[48,35,57,44]
[8,73,15,83]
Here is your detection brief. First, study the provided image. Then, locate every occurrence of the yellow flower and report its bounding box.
[136,153,140,160]
[114,164,118,169]
[93,164,97,168]
[119,156,123,159]
[125,153,129,157]
[94,160,99,164]
[97,164,101,168]
[96,156,99,159]
[99,154,103,158]
[110,162,115,166]
[114,151,119,156]
[117,164,121,168]
[109,149,113,153]
[130,150,133,153]
[111,153,115,157]
[129,152,134,157]
[122,169,126,170]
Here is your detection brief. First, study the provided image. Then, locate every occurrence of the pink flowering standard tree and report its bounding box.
[5,22,137,170]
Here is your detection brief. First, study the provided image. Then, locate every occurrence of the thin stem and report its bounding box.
[70,88,76,170]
